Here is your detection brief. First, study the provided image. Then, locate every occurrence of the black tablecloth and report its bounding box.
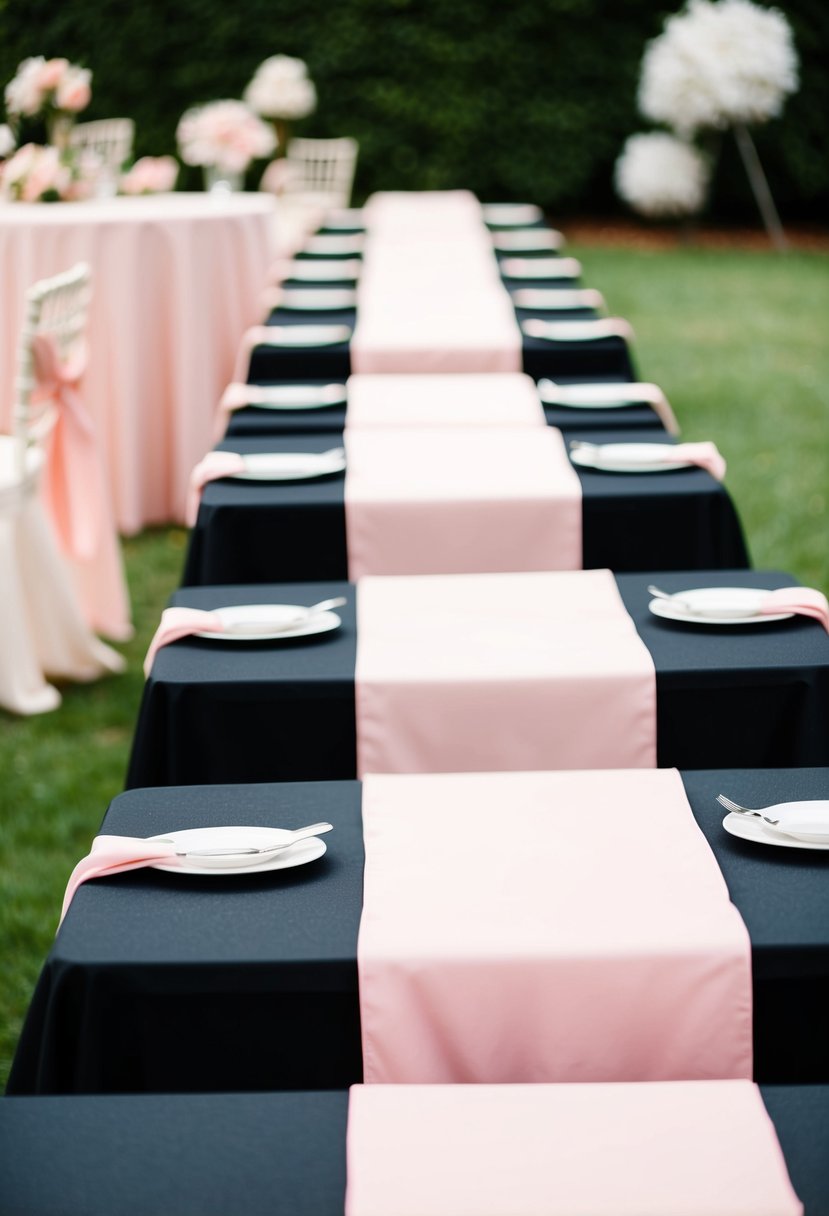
[8,769,829,1096]
[245,267,635,383]
[127,570,829,789]
[1,1085,827,1216]
[223,377,667,441]
[182,428,749,585]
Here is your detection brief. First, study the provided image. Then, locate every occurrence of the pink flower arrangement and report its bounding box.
[176,100,276,174]
[4,56,92,120]
[119,155,179,195]
[0,142,73,201]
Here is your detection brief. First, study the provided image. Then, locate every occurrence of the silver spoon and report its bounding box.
[170,822,335,857]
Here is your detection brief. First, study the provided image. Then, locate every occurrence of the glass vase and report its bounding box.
[203,164,243,194]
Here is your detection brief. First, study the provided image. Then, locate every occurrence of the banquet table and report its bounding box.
[0,193,275,532]
[8,768,829,1096]
[245,278,635,385]
[182,427,748,585]
[222,377,671,440]
[2,1085,826,1216]
[126,570,829,789]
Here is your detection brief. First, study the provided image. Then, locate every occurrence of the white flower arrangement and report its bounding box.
[4,56,92,121]
[639,0,798,137]
[244,55,316,121]
[615,133,711,218]
[176,100,276,173]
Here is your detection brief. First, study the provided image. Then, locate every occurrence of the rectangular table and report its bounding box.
[8,769,829,1096]
[245,261,635,384]
[182,428,749,585]
[223,377,672,441]
[2,1086,826,1216]
[127,570,829,789]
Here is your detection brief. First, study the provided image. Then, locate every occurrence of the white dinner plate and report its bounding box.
[722,813,829,851]
[538,379,653,409]
[483,203,543,226]
[648,587,794,626]
[147,826,328,874]
[570,442,692,473]
[501,256,582,280]
[513,289,604,311]
[303,234,364,256]
[493,229,564,252]
[244,384,347,410]
[258,325,352,348]
[192,603,343,642]
[286,259,361,281]
[231,449,346,480]
[277,289,357,312]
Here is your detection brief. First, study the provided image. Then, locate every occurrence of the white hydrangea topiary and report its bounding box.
[244,55,316,121]
[639,0,798,137]
[615,132,711,218]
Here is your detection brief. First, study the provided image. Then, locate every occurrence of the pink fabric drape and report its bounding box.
[0,195,275,532]
[351,192,522,373]
[345,1082,803,1216]
[345,373,546,428]
[186,450,247,526]
[60,835,180,927]
[343,427,582,578]
[358,769,752,1085]
[355,570,656,775]
[33,334,132,641]
[143,606,227,676]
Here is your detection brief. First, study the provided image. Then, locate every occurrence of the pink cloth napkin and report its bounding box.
[343,427,582,578]
[60,834,179,927]
[231,326,281,383]
[668,441,727,480]
[762,586,829,631]
[355,570,656,775]
[345,1081,803,1216]
[345,373,546,428]
[186,451,246,526]
[33,333,132,641]
[143,606,226,676]
[358,769,752,1085]
[352,192,522,374]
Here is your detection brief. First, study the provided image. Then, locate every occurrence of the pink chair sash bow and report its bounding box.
[32,333,103,560]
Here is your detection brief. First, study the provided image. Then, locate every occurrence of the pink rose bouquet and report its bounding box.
[119,155,179,195]
[176,100,276,174]
[4,56,92,120]
[0,142,73,201]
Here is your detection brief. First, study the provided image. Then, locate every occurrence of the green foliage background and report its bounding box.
[1,0,827,219]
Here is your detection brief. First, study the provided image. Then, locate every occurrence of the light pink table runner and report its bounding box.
[355,570,656,774]
[343,427,581,578]
[346,373,546,428]
[345,1081,802,1216]
[358,769,752,1085]
[351,191,522,373]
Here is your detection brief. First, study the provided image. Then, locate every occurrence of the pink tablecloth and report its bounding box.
[345,1082,802,1216]
[0,193,274,533]
[358,769,751,1085]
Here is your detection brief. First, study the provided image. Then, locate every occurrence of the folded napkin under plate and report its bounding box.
[649,585,829,631]
[538,378,680,435]
[143,603,343,675]
[571,439,727,480]
[187,448,346,524]
[59,827,329,926]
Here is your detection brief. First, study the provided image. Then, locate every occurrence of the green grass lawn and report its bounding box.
[1,243,827,1090]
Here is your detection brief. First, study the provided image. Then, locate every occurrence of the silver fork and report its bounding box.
[716,794,780,826]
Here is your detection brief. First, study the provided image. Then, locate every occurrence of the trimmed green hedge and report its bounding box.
[1,0,827,219]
